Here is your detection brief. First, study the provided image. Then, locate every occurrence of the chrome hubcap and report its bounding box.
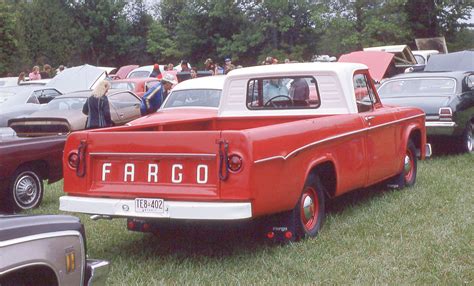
[404,155,412,174]
[467,132,473,152]
[302,195,314,222]
[15,175,38,205]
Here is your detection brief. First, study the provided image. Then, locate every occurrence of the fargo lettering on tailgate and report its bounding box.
[100,162,210,184]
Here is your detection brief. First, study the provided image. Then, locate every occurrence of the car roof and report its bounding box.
[385,71,470,81]
[171,75,226,91]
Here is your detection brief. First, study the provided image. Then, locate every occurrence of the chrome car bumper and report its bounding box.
[86,259,110,286]
[425,121,457,136]
[60,196,252,220]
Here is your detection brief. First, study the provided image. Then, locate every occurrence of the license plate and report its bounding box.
[135,198,164,213]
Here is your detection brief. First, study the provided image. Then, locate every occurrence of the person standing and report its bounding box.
[29,66,41,80]
[224,57,235,74]
[40,64,52,79]
[140,73,177,115]
[204,58,216,75]
[150,64,162,80]
[82,80,113,129]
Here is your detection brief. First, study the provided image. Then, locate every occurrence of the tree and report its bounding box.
[0,3,20,75]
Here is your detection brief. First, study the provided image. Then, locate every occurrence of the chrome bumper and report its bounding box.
[60,196,252,220]
[425,121,457,136]
[86,259,110,286]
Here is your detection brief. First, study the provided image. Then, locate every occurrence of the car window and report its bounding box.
[378,78,456,97]
[45,97,86,111]
[145,81,160,91]
[111,82,136,91]
[128,71,150,79]
[246,76,320,110]
[109,92,139,104]
[163,89,222,108]
[353,74,377,113]
[26,94,39,104]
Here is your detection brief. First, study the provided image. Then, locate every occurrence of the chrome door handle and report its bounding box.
[364,115,375,121]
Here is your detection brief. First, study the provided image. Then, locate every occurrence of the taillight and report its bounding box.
[68,152,79,169]
[228,154,243,172]
[439,107,453,121]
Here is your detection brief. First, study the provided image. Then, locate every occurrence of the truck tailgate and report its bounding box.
[65,131,221,200]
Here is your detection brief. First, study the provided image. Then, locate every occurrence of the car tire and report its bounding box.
[295,175,326,239]
[458,123,473,153]
[7,166,44,212]
[402,139,417,187]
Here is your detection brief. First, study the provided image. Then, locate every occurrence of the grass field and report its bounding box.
[27,153,473,285]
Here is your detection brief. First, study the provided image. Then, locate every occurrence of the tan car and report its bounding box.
[8,89,141,137]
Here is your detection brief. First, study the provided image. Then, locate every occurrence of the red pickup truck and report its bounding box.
[60,63,430,241]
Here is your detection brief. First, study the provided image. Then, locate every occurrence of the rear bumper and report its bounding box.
[59,196,252,220]
[426,121,457,136]
[85,259,110,286]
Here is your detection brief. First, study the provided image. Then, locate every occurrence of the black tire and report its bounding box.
[6,166,44,212]
[458,123,473,153]
[295,175,326,239]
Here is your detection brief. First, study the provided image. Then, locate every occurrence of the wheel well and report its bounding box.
[0,265,58,286]
[409,129,421,151]
[308,161,336,199]
[15,160,48,180]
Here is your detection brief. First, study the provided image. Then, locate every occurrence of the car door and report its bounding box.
[108,91,141,125]
[353,72,399,186]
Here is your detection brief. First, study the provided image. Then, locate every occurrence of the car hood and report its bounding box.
[127,108,217,126]
[338,51,395,82]
[380,95,451,116]
[46,64,105,93]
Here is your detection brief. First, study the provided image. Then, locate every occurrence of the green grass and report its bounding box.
[27,153,473,285]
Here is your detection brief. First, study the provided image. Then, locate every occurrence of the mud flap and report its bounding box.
[261,209,298,242]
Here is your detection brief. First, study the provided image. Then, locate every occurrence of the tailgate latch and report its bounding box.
[218,139,229,181]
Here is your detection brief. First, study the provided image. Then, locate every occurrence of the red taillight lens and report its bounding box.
[284,231,293,240]
[266,231,275,239]
[439,107,453,120]
[68,152,79,169]
[228,154,243,172]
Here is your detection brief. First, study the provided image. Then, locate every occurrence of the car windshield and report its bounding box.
[163,89,221,108]
[378,78,456,97]
[45,97,87,111]
[128,71,150,79]
[111,82,136,91]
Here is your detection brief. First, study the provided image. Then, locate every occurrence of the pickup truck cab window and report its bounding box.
[353,73,378,113]
[246,76,320,110]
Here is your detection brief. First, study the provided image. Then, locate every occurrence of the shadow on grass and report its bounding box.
[109,185,400,260]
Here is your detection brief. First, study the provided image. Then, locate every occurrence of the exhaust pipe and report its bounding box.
[90,215,112,221]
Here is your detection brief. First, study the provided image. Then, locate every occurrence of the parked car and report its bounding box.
[59,63,429,242]
[127,65,164,79]
[127,75,226,127]
[8,89,142,137]
[424,50,474,72]
[378,71,474,152]
[110,77,160,97]
[0,134,65,212]
[0,77,19,87]
[0,214,109,285]
[412,50,439,65]
[0,65,108,127]
[0,86,62,127]
[109,64,139,80]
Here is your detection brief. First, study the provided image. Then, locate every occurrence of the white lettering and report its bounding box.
[148,164,159,183]
[196,164,208,184]
[172,164,183,183]
[124,163,135,182]
[102,163,112,181]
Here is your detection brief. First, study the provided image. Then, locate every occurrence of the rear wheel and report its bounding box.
[458,123,473,153]
[295,175,326,239]
[6,166,44,212]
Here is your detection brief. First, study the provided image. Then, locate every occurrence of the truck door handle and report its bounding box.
[364,116,375,121]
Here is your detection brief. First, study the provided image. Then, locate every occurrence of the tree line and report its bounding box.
[0,0,472,76]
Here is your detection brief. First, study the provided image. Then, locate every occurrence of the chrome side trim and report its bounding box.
[86,259,110,286]
[254,114,425,163]
[425,121,456,127]
[60,196,252,220]
[89,152,216,158]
